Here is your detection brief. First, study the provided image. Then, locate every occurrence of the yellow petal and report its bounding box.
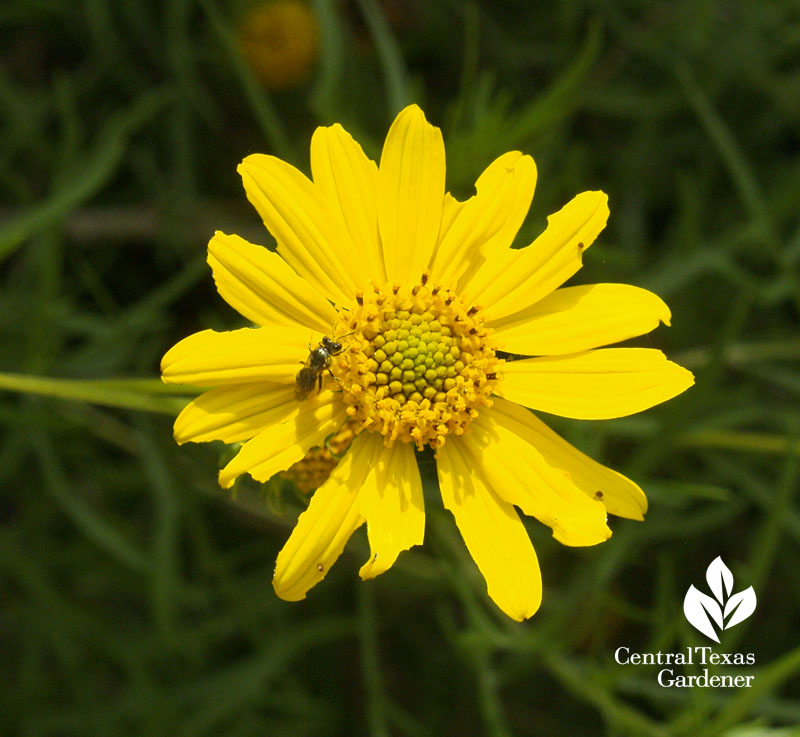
[358,436,425,579]
[160,326,310,386]
[461,408,611,546]
[273,439,372,601]
[208,232,337,333]
[461,191,609,318]
[436,192,466,246]
[491,283,671,355]
[496,348,695,419]
[437,439,542,621]
[488,397,647,520]
[378,104,446,283]
[429,151,537,289]
[218,393,347,488]
[470,151,537,257]
[173,384,296,445]
[238,154,360,305]
[310,124,386,286]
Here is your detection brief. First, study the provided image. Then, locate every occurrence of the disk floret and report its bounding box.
[333,274,501,450]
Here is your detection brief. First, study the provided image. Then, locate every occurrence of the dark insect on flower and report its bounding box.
[295,336,346,399]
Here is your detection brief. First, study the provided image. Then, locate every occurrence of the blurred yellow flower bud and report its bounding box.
[237,1,319,90]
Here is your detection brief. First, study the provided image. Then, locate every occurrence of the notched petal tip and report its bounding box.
[639,286,672,329]
[355,440,425,580]
[669,361,695,391]
[218,466,237,490]
[236,157,257,183]
[508,600,542,622]
[358,555,384,581]
[588,189,609,206]
[658,298,673,328]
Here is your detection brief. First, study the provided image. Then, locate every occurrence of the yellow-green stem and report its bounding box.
[0,372,196,415]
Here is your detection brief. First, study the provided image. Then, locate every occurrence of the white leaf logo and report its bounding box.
[683,557,757,642]
[706,556,733,601]
[724,587,757,629]
[684,585,724,642]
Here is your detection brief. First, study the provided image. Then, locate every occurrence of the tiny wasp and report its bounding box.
[294,334,352,400]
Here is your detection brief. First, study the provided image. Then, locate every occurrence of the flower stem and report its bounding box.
[0,372,194,415]
[357,582,390,737]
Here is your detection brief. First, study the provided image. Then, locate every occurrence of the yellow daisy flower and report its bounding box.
[161,105,693,621]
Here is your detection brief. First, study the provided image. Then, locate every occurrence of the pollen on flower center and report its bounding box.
[331,273,501,450]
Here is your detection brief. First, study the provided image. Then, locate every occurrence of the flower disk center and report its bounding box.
[333,275,500,450]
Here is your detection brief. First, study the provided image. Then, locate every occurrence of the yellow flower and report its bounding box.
[161,105,694,621]
[237,1,319,91]
[281,422,356,493]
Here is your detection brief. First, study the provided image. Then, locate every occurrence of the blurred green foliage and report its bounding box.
[1,0,800,735]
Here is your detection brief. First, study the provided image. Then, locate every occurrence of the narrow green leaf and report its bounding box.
[0,372,192,415]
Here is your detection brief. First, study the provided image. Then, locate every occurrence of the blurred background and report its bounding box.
[2,1,799,735]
